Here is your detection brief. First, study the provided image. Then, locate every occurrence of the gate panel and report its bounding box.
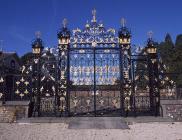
[39,57,58,116]
[69,48,122,116]
[95,49,121,116]
[69,49,95,116]
[131,56,152,115]
[14,75,32,101]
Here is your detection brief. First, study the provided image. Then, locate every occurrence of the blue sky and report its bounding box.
[0,0,182,56]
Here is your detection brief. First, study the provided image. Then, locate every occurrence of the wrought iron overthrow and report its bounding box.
[70,10,118,48]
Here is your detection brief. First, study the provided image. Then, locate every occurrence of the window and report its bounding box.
[10,60,15,69]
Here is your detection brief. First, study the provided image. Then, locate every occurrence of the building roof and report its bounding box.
[0,51,21,64]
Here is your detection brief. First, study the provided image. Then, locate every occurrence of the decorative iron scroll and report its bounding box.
[122,47,132,112]
[40,53,57,98]
[69,49,94,85]
[70,12,118,48]
[32,57,41,116]
[14,75,31,100]
[69,49,120,85]
[95,49,120,85]
[39,50,58,114]
[58,44,68,113]
[131,57,151,113]
[57,22,70,114]
[13,65,32,100]
[40,97,55,113]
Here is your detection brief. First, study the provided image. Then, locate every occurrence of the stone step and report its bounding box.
[17,116,174,124]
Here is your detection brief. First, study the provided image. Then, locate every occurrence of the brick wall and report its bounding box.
[0,106,16,122]
[161,100,182,121]
[0,101,30,123]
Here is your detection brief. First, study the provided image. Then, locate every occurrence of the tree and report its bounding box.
[158,33,174,73]
[165,33,174,45]
[175,34,182,48]
[158,34,182,87]
[173,34,182,87]
[173,35,182,74]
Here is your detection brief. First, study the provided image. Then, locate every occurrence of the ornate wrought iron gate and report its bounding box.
[69,48,121,116]
[0,10,161,117]
[131,56,152,115]
[39,57,58,116]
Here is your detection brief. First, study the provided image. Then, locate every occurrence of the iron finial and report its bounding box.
[35,31,41,39]
[62,18,68,28]
[92,8,97,22]
[147,31,153,39]
[121,18,126,27]
[0,40,3,51]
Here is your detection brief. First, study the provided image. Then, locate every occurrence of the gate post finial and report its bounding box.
[35,31,41,39]
[147,31,153,39]
[62,18,68,28]
[121,18,126,28]
[0,40,3,52]
[92,8,97,22]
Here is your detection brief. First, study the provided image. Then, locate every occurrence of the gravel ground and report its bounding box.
[0,122,182,140]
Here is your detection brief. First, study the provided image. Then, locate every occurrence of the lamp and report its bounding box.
[32,32,44,55]
[57,18,70,47]
[146,43,157,54]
